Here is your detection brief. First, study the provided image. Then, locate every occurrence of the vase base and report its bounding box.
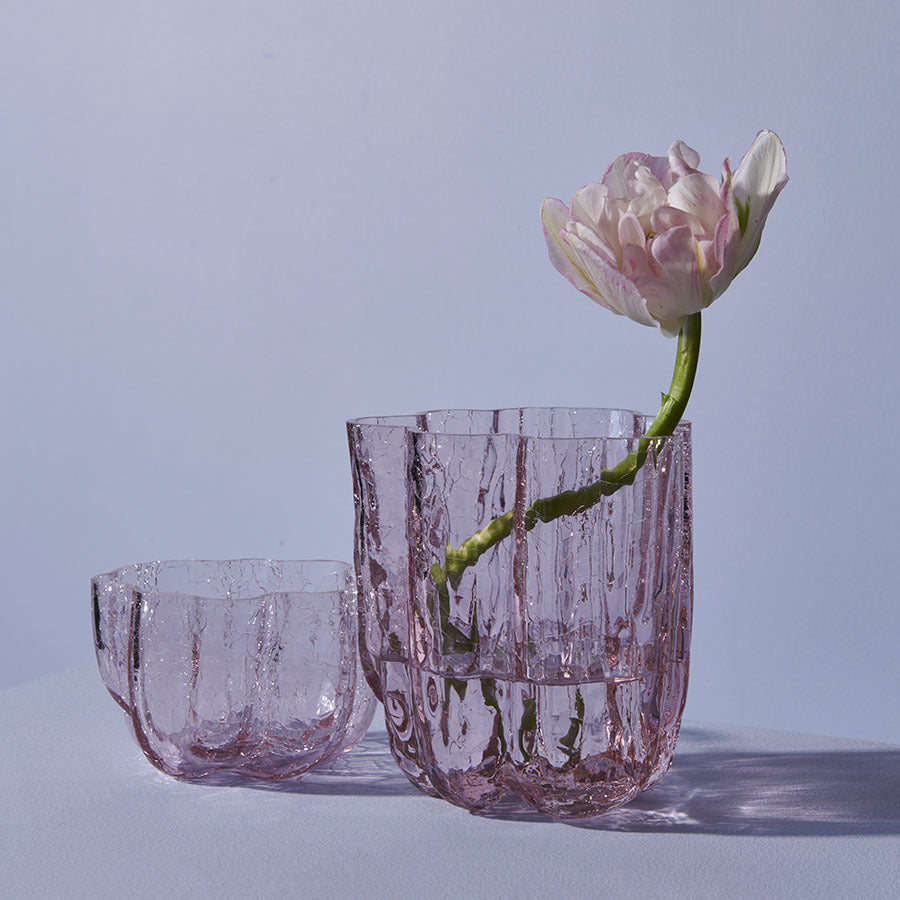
[374,658,688,818]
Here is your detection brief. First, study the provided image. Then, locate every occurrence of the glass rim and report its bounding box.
[91,558,354,602]
[347,406,691,441]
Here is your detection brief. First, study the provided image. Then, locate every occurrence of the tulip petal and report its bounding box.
[650,204,704,236]
[569,220,617,267]
[644,225,705,319]
[708,159,740,298]
[570,181,607,228]
[667,173,725,236]
[654,315,688,339]
[541,198,596,295]
[603,153,671,197]
[571,182,622,257]
[668,141,701,177]
[618,211,646,252]
[732,130,788,273]
[563,227,658,328]
[622,242,654,280]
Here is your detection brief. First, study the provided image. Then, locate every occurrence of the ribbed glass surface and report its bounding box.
[348,408,692,817]
[92,559,375,779]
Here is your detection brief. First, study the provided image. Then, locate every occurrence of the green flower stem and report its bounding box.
[432,312,701,595]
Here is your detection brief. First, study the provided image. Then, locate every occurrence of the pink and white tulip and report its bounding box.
[541,130,788,336]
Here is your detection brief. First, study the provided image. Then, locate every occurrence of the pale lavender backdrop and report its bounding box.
[2,0,898,745]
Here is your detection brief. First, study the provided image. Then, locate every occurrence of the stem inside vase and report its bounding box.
[433,311,701,593]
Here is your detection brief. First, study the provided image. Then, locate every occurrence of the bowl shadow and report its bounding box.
[182,732,421,798]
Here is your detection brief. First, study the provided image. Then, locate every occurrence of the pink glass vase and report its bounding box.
[91,559,376,779]
[348,408,692,818]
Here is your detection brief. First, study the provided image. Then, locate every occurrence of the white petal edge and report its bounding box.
[732,130,789,273]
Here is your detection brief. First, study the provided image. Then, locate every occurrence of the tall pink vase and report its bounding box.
[348,408,692,819]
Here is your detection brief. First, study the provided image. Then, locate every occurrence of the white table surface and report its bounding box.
[2,665,898,899]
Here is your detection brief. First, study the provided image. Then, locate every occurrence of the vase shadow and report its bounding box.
[178,726,900,836]
[481,726,900,836]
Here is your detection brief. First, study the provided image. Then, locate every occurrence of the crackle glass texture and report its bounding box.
[91,559,376,779]
[348,408,692,818]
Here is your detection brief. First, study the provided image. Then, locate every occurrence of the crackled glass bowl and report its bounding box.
[348,408,692,819]
[91,559,376,779]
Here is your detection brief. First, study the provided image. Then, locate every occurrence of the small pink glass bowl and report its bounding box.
[91,559,376,779]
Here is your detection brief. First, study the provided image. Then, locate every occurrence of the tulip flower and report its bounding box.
[541,130,788,336]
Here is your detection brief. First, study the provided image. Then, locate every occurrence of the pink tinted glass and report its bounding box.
[92,559,375,779]
[349,408,692,818]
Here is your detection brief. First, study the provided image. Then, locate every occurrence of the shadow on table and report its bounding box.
[190,733,421,799]
[191,727,900,836]
[483,727,900,836]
